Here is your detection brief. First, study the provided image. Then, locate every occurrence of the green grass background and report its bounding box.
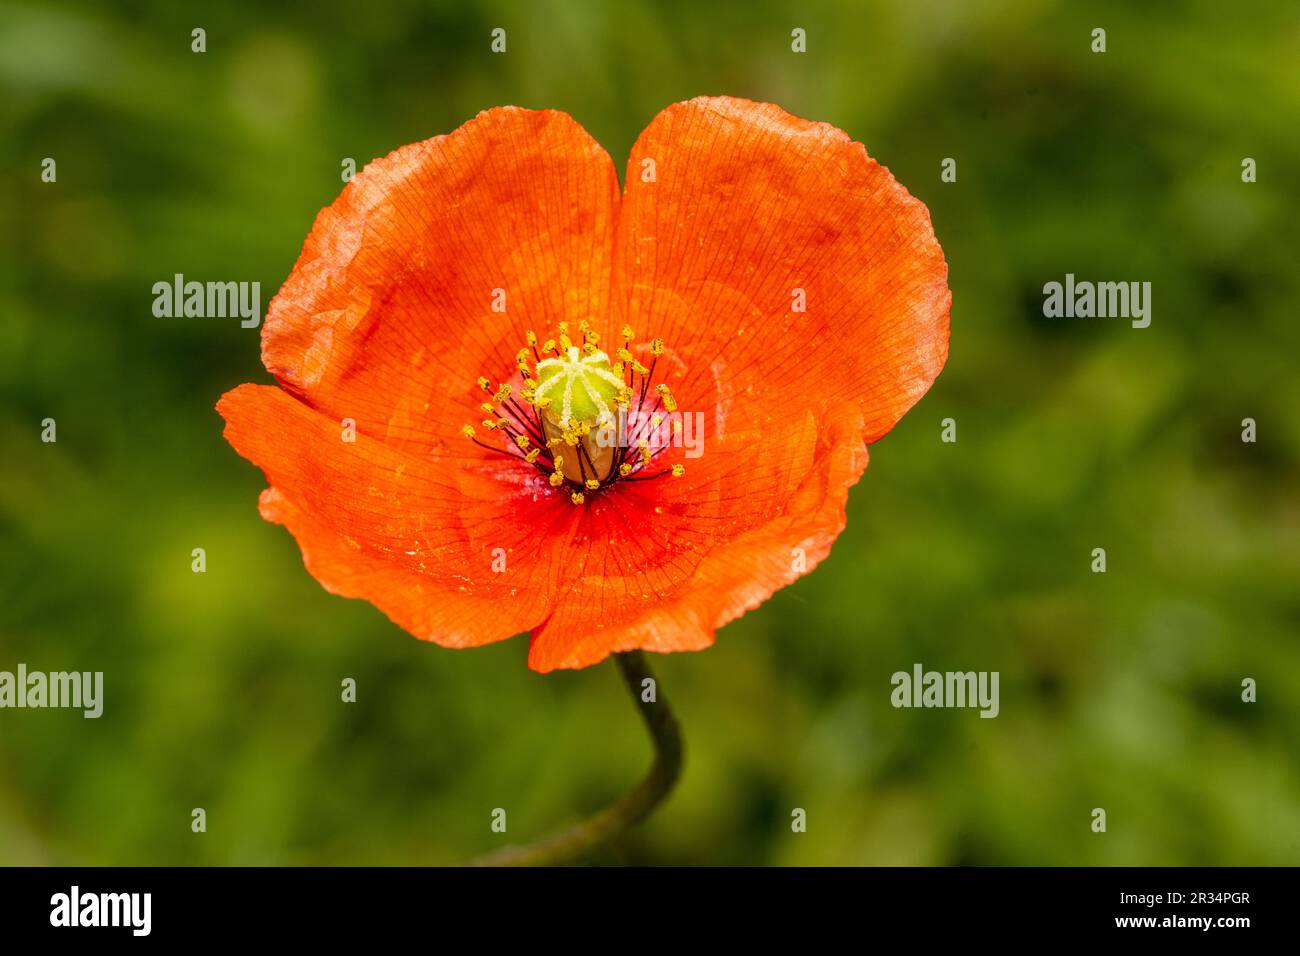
[2,0,1298,864]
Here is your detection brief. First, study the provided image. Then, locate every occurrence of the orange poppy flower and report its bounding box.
[218,96,950,672]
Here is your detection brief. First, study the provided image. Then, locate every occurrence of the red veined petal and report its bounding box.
[218,383,578,648]
[611,96,950,442]
[527,402,869,671]
[262,106,622,461]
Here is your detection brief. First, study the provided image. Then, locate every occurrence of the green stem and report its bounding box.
[468,650,684,866]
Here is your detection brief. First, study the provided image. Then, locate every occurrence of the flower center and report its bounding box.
[535,345,623,430]
[462,321,686,503]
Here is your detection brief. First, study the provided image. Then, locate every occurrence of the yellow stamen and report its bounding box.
[467,323,688,501]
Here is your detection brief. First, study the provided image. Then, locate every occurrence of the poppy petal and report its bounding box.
[218,383,578,648]
[612,95,950,442]
[527,402,869,671]
[261,106,622,461]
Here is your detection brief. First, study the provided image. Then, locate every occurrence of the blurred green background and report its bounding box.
[2,0,1299,865]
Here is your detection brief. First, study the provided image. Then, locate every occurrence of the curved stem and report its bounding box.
[468,650,684,866]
